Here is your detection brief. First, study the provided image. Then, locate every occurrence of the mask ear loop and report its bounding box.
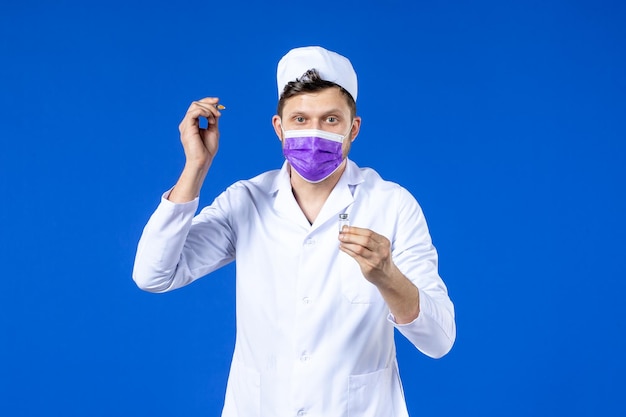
[344,119,355,142]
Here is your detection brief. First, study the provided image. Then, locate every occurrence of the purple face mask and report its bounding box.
[282,128,349,183]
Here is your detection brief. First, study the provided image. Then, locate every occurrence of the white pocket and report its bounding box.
[348,367,393,416]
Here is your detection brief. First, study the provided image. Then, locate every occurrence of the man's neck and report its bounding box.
[290,160,347,224]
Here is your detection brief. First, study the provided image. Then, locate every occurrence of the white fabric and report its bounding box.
[282,128,345,143]
[277,46,358,101]
[133,159,456,417]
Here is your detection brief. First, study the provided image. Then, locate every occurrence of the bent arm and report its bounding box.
[391,284,455,359]
[133,97,231,291]
[132,191,235,292]
[340,221,455,358]
[338,187,456,358]
[133,193,199,292]
[390,190,456,358]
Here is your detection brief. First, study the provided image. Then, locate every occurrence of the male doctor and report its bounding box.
[133,46,456,416]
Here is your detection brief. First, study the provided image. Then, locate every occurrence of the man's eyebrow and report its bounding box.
[322,108,345,115]
[285,110,308,117]
[285,108,346,117]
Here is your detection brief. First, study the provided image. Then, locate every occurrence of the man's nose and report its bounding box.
[312,119,323,130]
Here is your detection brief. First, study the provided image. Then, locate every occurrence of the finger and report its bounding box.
[196,97,220,105]
[339,229,374,254]
[187,97,221,114]
[190,101,221,118]
[340,235,389,265]
[205,111,220,129]
[342,226,382,240]
[346,227,389,248]
[339,228,378,251]
[195,97,224,112]
[182,106,215,126]
[339,244,382,277]
[180,101,221,131]
[339,241,371,259]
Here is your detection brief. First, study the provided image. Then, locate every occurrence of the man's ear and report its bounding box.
[272,115,283,141]
[350,116,362,142]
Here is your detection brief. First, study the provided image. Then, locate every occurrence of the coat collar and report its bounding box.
[271,159,365,230]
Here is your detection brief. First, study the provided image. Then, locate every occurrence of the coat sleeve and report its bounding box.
[387,187,456,358]
[132,190,236,293]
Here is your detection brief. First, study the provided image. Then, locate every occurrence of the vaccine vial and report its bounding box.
[338,213,349,232]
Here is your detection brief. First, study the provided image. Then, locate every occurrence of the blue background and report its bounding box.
[1,1,625,416]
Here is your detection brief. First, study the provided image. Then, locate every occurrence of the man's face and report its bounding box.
[273,87,361,158]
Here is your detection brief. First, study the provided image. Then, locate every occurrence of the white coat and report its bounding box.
[133,159,456,416]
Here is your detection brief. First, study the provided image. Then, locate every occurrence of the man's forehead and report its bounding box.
[282,88,351,114]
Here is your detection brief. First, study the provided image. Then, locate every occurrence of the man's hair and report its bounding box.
[277,69,357,118]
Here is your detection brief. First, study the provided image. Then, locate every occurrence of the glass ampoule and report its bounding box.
[338,213,349,233]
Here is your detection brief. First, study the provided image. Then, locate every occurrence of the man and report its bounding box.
[133,46,455,416]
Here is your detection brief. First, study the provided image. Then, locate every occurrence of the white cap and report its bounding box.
[276,46,358,102]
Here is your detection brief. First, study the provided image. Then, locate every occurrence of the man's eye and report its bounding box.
[327,117,337,123]
[295,117,305,123]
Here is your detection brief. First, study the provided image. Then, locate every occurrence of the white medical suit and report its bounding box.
[133,159,456,417]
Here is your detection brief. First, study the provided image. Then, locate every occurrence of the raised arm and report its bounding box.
[132,98,232,293]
